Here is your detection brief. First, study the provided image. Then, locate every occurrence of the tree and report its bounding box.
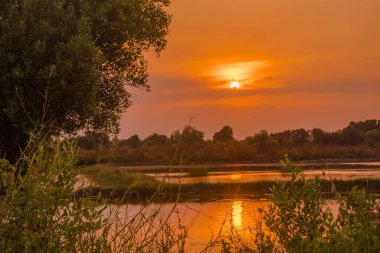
[76,133,110,150]
[348,119,380,132]
[170,125,205,146]
[143,133,169,146]
[339,127,364,145]
[365,129,380,148]
[125,134,142,149]
[0,0,171,161]
[271,129,310,146]
[169,126,205,162]
[245,130,278,153]
[213,125,234,142]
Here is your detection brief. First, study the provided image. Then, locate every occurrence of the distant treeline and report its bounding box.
[77,119,380,165]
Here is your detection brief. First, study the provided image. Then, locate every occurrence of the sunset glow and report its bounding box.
[122,0,380,139]
[230,81,240,89]
[209,61,267,90]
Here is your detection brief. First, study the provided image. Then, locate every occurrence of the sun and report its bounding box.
[230,81,240,89]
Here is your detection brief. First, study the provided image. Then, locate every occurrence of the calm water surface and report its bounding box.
[148,169,380,184]
[342,162,380,166]
[120,200,267,252]
[114,199,338,252]
[94,168,379,251]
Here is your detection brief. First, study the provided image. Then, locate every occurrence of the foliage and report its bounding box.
[257,156,335,252]
[77,133,111,150]
[124,134,143,149]
[0,134,110,252]
[220,155,380,252]
[348,120,380,133]
[79,165,159,190]
[213,125,235,143]
[339,126,364,145]
[143,133,170,146]
[171,125,205,146]
[0,0,171,161]
[0,133,186,252]
[75,163,380,203]
[365,129,380,148]
[170,125,205,161]
[77,120,380,165]
[271,129,311,146]
[245,130,278,153]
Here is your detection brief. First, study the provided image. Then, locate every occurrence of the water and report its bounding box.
[342,162,380,166]
[111,199,341,252]
[148,169,380,184]
[115,199,268,252]
[88,168,379,251]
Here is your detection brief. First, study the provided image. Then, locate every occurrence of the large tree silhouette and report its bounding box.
[0,0,171,161]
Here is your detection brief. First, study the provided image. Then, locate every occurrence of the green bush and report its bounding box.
[0,134,109,252]
[0,133,186,252]
[221,155,380,252]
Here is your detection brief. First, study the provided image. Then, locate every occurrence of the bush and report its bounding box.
[0,133,186,252]
[221,155,380,252]
[0,134,109,252]
[365,129,380,148]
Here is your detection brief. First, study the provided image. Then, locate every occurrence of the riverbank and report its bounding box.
[78,160,380,174]
[76,165,380,203]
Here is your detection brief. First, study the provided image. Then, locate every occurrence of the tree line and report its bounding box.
[77,119,380,164]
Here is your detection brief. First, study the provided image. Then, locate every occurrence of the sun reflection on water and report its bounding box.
[230,174,242,180]
[232,201,243,229]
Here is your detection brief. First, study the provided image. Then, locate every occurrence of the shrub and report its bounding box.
[0,133,186,252]
[0,134,109,252]
[365,129,380,148]
[221,155,380,252]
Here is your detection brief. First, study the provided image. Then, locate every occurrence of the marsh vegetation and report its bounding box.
[77,120,380,166]
[1,136,379,252]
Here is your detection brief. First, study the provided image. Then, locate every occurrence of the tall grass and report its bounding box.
[0,132,186,252]
[75,164,380,202]
[2,131,379,252]
[218,155,380,252]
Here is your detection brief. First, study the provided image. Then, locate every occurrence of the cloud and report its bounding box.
[143,75,380,100]
[276,78,380,94]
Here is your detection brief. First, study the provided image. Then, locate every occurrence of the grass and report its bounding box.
[79,165,159,190]
[186,167,209,177]
[76,165,380,203]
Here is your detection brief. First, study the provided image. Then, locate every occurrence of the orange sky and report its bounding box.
[120,0,380,139]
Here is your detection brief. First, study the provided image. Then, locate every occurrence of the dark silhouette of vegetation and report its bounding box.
[77,119,380,165]
[245,130,278,153]
[143,133,170,146]
[2,1,377,251]
[123,134,143,149]
[0,133,187,252]
[213,125,235,143]
[77,133,111,150]
[0,0,171,162]
[366,129,380,148]
[221,156,380,252]
[2,133,378,251]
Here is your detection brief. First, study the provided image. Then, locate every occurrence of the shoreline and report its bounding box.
[75,178,380,204]
[79,160,380,174]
